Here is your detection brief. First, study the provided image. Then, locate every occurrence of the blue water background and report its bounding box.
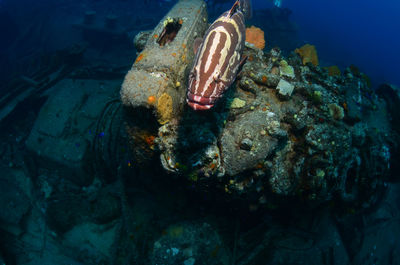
[257,0,400,87]
[0,0,399,88]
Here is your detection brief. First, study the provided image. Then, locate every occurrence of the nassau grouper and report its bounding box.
[186,0,252,110]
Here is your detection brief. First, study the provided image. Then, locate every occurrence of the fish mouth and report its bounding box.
[186,93,216,110]
[187,99,214,110]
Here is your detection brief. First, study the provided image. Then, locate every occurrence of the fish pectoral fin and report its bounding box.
[193,37,203,54]
[189,69,196,78]
[239,55,248,67]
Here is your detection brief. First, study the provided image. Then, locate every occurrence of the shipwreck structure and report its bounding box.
[0,0,399,264]
[119,1,394,212]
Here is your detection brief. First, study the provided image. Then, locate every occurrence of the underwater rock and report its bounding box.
[221,110,279,176]
[252,70,280,88]
[269,47,281,62]
[26,79,121,186]
[62,222,119,263]
[46,184,121,233]
[150,222,229,265]
[239,76,258,94]
[0,166,31,225]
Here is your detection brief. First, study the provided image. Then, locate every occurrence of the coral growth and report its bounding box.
[295,44,319,66]
[147,95,157,105]
[156,93,173,124]
[279,59,295,78]
[326,65,341,76]
[135,52,145,63]
[245,26,265,49]
[328,103,345,120]
[230,98,246,109]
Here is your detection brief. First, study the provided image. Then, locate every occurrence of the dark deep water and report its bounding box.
[280,0,400,88]
[0,0,399,264]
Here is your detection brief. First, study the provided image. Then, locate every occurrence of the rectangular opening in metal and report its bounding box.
[157,17,182,46]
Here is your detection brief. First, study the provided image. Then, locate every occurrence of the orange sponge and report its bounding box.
[295,44,319,66]
[245,26,265,50]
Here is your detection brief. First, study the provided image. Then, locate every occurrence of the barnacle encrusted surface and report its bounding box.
[156,44,392,210]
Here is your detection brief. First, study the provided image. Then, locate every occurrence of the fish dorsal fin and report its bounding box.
[193,37,203,54]
[228,0,240,17]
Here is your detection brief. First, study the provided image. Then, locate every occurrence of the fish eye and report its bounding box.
[213,73,220,83]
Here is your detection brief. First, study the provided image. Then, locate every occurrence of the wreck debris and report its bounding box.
[151,43,393,210]
[120,0,208,122]
[276,78,294,97]
[0,44,85,123]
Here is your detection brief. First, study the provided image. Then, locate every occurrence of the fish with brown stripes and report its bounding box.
[186,0,252,110]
